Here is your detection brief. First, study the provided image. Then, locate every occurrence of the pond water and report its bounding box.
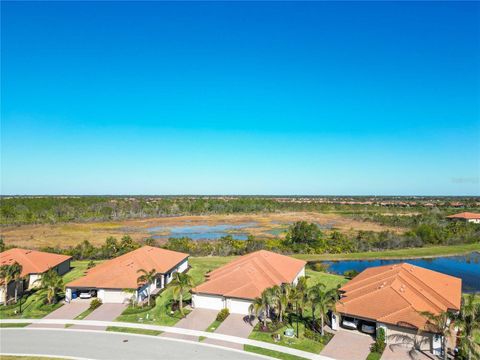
[320,252,480,293]
[147,222,257,241]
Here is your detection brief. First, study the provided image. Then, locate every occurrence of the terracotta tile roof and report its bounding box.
[336,263,461,330]
[446,212,480,220]
[67,246,188,289]
[192,250,306,300]
[0,248,71,277]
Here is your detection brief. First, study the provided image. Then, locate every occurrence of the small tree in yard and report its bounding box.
[0,264,15,305]
[249,289,274,328]
[137,269,156,306]
[308,283,339,335]
[455,293,480,360]
[421,311,453,360]
[170,272,194,317]
[10,262,23,303]
[37,269,64,305]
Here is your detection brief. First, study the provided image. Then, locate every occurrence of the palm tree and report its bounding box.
[455,293,480,360]
[421,311,453,360]
[308,284,339,335]
[170,272,194,317]
[270,285,288,323]
[249,289,274,328]
[37,269,64,305]
[137,269,157,306]
[0,264,15,305]
[292,276,308,318]
[10,262,23,303]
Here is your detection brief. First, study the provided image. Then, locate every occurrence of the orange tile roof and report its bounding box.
[67,246,188,289]
[192,250,306,300]
[446,212,480,220]
[336,263,462,330]
[0,248,71,277]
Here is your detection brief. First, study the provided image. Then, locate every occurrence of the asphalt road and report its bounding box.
[0,329,269,360]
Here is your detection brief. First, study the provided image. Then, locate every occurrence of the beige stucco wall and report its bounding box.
[384,323,435,353]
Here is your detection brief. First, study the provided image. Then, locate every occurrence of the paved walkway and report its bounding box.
[1,328,269,360]
[204,314,258,350]
[162,308,218,341]
[320,329,373,360]
[72,303,127,330]
[1,318,335,360]
[29,300,90,329]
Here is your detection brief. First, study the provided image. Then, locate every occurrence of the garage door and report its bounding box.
[192,294,224,310]
[226,298,252,315]
[99,289,132,303]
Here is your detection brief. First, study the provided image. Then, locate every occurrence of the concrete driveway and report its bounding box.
[28,300,91,329]
[381,345,436,360]
[162,308,218,341]
[71,303,127,330]
[320,329,374,360]
[204,314,257,350]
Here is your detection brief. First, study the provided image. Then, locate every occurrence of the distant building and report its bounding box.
[446,212,480,224]
[0,248,72,304]
[334,263,461,357]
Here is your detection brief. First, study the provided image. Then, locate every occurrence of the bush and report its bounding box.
[304,328,332,343]
[370,327,386,353]
[343,269,360,279]
[89,298,102,310]
[216,308,230,322]
[310,262,330,272]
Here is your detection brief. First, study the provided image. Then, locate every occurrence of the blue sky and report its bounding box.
[1,1,479,195]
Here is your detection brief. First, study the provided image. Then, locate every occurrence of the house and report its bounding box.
[0,248,72,304]
[446,212,480,224]
[334,263,461,356]
[65,246,188,303]
[191,250,306,315]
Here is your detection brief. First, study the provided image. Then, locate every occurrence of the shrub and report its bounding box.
[89,298,102,310]
[216,308,230,322]
[310,262,329,272]
[343,269,360,279]
[370,327,386,354]
[304,328,333,344]
[87,260,96,269]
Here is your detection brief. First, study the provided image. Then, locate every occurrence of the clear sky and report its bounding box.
[1,1,479,196]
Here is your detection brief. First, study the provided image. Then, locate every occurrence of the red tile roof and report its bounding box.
[336,263,462,330]
[67,246,188,289]
[0,248,71,277]
[192,250,306,300]
[446,212,480,220]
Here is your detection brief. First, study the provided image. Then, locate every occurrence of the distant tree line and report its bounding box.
[1,196,479,226]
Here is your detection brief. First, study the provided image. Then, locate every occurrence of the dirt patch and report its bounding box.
[0,212,402,249]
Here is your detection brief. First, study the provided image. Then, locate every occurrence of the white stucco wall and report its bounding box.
[292,267,306,285]
[28,274,42,289]
[192,294,224,310]
[177,259,189,273]
[0,281,17,305]
[226,298,252,315]
[384,324,435,353]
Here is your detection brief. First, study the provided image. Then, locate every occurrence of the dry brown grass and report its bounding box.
[0,212,402,249]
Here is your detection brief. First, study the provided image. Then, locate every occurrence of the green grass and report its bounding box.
[0,322,30,327]
[74,307,94,320]
[366,352,382,360]
[106,326,162,336]
[292,243,480,261]
[205,319,222,333]
[248,321,327,354]
[0,260,94,320]
[116,256,231,326]
[244,345,308,360]
[305,269,347,290]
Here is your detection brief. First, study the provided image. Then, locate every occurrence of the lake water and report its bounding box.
[320,252,480,293]
[147,222,257,241]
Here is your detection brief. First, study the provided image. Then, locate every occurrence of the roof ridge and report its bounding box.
[250,256,285,284]
[341,265,402,290]
[393,274,443,313]
[377,304,414,322]
[398,267,457,310]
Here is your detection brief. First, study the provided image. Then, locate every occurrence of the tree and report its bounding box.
[0,264,15,305]
[308,283,339,335]
[421,311,454,360]
[10,262,23,303]
[37,269,64,305]
[292,276,308,318]
[284,221,324,249]
[270,285,288,323]
[249,289,274,328]
[136,268,157,306]
[170,272,194,317]
[455,293,480,360]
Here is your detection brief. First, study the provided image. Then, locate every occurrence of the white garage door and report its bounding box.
[226,298,252,315]
[192,294,224,310]
[99,289,132,303]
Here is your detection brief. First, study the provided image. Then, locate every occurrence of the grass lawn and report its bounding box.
[305,269,347,290]
[74,307,94,320]
[116,256,231,326]
[244,345,308,360]
[248,320,329,355]
[0,322,30,327]
[0,260,96,320]
[292,243,480,261]
[106,326,162,336]
[366,352,382,360]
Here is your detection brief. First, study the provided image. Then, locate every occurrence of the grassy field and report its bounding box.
[1,212,401,249]
[106,326,163,336]
[0,260,94,319]
[293,243,480,261]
